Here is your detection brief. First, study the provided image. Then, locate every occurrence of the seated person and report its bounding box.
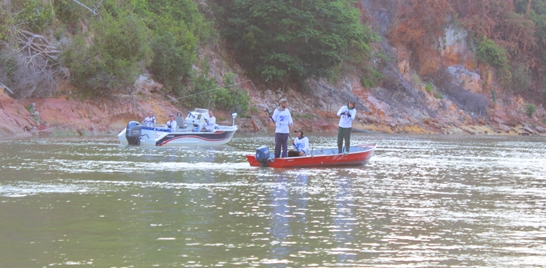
[203,110,216,132]
[166,113,178,130]
[288,128,309,157]
[143,111,156,127]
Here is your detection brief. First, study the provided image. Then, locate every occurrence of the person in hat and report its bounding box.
[143,111,156,128]
[336,101,356,154]
[289,128,309,157]
[272,98,293,158]
[166,113,178,130]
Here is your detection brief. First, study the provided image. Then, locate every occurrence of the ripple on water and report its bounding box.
[1,135,545,267]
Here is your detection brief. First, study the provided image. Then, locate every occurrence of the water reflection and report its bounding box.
[332,175,356,264]
[269,172,292,262]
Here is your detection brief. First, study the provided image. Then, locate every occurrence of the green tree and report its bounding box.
[150,33,194,95]
[61,12,151,94]
[128,0,205,95]
[211,0,379,88]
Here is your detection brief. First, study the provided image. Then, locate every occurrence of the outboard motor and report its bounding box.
[255,146,270,167]
[125,121,142,145]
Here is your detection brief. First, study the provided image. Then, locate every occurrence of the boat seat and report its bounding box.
[175,116,185,130]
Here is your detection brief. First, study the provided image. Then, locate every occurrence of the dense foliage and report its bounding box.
[211,0,379,87]
[149,32,194,95]
[62,12,152,93]
[16,0,54,33]
[58,0,206,95]
[133,0,204,95]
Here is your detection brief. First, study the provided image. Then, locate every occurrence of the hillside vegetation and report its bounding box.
[0,0,545,134]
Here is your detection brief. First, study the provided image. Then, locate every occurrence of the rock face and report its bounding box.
[0,87,183,138]
[438,23,477,71]
[446,66,482,94]
[0,88,35,138]
[134,74,164,96]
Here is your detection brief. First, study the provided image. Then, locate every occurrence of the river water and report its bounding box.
[0,133,545,267]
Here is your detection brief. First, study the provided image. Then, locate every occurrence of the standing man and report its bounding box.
[337,101,356,154]
[272,98,293,158]
[143,111,156,128]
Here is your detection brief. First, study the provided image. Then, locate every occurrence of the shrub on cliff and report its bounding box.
[185,62,249,116]
[61,12,151,95]
[526,103,537,118]
[476,37,508,69]
[214,73,249,116]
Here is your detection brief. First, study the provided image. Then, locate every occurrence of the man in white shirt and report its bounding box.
[337,101,356,154]
[272,98,293,158]
[166,114,177,131]
[143,111,156,128]
[204,110,216,132]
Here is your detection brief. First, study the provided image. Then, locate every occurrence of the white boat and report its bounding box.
[118,108,238,146]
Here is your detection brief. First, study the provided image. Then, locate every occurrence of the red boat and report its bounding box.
[246,143,376,168]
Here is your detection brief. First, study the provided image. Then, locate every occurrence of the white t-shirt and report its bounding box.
[205,116,216,132]
[143,116,156,127]
[293,136,309,154]
[166,119,177,130]
[272,108,293,133]
[337,106,356,128]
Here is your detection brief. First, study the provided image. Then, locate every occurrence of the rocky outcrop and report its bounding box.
[0,88,35,138]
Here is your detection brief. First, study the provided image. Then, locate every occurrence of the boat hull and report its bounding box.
[118,126,237,146]
[246,143,376,168]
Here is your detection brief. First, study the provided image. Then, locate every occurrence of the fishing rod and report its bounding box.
[265,107,275,123]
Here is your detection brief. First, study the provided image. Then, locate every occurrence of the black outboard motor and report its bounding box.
[125,121,142,145]
[255,146,270,167]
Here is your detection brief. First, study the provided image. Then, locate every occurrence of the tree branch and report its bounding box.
[71,0,99,16]
[0,81,14,95]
